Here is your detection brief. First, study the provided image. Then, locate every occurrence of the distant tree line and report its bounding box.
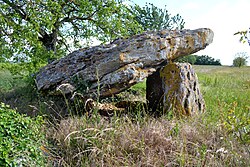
[176,55,221,65]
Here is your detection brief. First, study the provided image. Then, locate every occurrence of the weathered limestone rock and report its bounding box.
[83,98,124,117]
[146,63,205,116]
[36,28,213,98]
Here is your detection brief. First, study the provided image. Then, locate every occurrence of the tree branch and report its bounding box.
[58,3,107,25]
[57,36,71,53]
[2,0,29,21]
[59,13,95,25]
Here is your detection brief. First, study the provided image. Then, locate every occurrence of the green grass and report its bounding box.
[194,65,250,144]
[131,79,147,92]
[0,70,14,91]
[0,65,249,166]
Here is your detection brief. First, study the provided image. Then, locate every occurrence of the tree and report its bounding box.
[176,55,221,65]
[233,52,248,67]
[176,55,196,64]
[194,55,221,65]
[0,0,142,66]
[130,3,185,31]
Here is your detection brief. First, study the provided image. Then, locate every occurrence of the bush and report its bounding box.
[0,103,46,166]
[233,52,248,67]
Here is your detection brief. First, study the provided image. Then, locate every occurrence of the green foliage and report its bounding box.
[71,74,91,94]
[176,55,221,65]
[0,62,38,93]
[0,0,143,68]
[176,55,197,64]
[194,55,221,65]
[0,55,6,63]
[234,28,250,45]
[131,3,185,31]
[233,52,248,67]
[0,103,46,166]
[222,101,250,144]
[0,69,14,91]
[0,62,45,76]
[130,79,146,96]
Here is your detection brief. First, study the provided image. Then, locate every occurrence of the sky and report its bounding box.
[131,0,250,65]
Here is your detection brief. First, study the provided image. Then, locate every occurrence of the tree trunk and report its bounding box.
[38,31,57,54]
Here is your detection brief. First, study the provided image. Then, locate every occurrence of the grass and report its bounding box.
[194,66,250,141]
[45,113,249,166]
[0,65,250,166]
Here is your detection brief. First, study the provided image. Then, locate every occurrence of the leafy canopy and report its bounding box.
[234,28,250,45]
[194,55,221,65]
[131,2,185,31]
[176,55,197,65]
[0,0,186,75]
[0,0,142,64]
[233,52,248,67]
[177,55,221,66]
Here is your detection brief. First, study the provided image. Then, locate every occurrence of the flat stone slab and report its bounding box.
[36,28,213,98]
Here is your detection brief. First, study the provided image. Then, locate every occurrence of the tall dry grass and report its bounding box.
[43,65,250,166]
[0,65,249,166]
[45,112,249,166]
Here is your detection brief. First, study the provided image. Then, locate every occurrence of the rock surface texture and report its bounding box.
[147,63,206,116]
[36,28,213,98]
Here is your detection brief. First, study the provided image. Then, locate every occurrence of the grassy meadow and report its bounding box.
[0,65,249,166]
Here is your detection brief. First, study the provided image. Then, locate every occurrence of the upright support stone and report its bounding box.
[146,63,205,116]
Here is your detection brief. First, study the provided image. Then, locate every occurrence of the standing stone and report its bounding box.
[146,63,205,116]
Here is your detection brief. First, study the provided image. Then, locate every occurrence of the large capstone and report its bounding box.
[36,28,213,99]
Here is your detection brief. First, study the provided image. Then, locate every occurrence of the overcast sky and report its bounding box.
[131,0,250,65]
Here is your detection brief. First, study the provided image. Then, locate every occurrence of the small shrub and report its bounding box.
[221,101,250,144]
[0,103,46,166]
[233,52,248,67]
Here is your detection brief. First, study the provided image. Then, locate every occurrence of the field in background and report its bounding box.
[0,65,249,166]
